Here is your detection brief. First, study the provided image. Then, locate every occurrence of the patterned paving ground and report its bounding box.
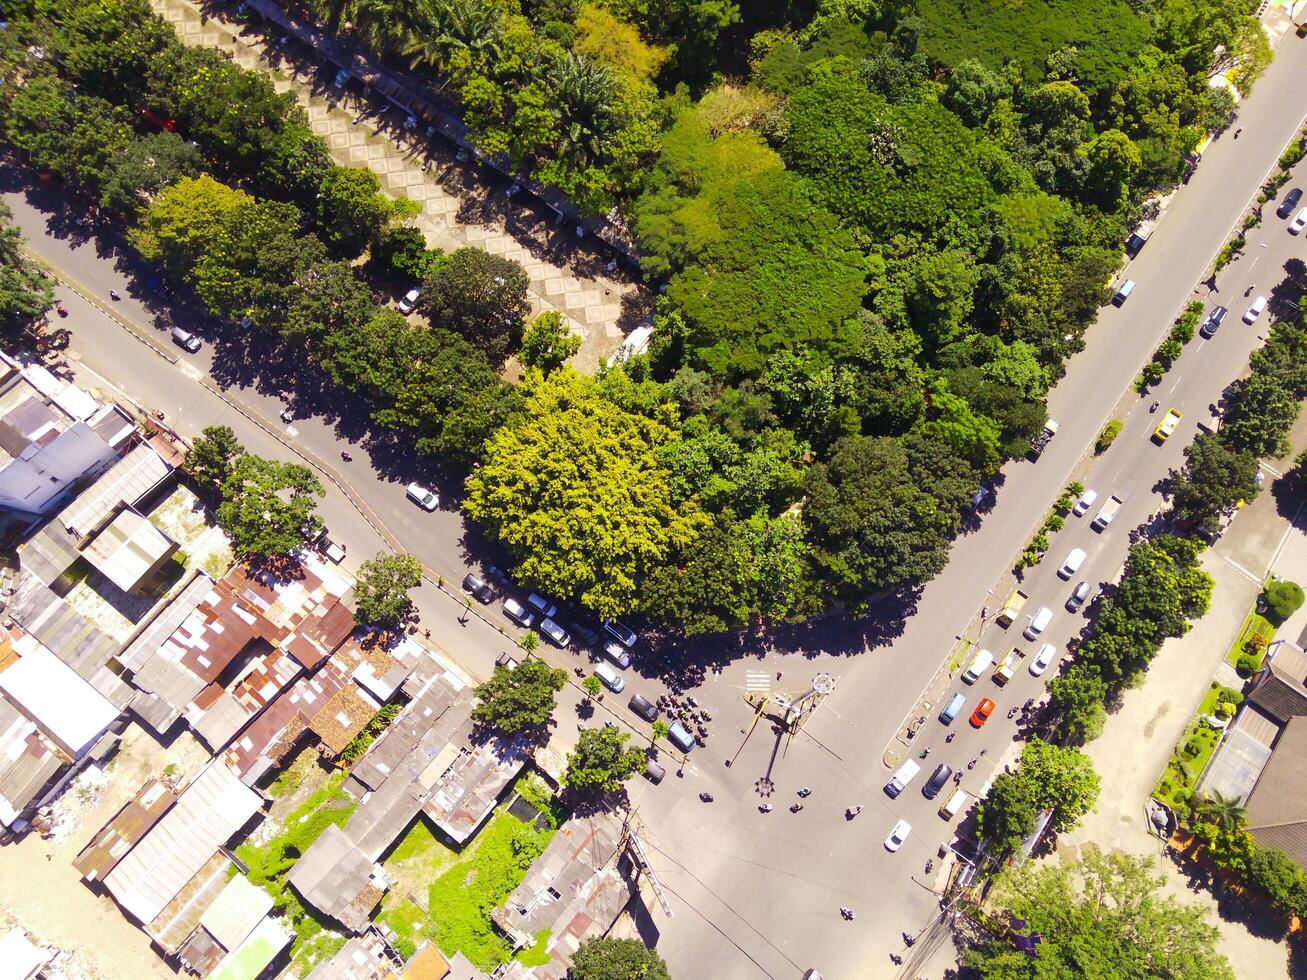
[149,0,652,371]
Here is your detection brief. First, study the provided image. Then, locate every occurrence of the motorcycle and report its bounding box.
[55,302,67,317]
[846,805,863,818]
[699,792,714,803]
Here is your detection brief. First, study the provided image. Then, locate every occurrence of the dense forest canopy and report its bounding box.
[0,0,1265,630]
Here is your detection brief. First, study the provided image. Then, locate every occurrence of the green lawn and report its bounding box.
[1153,682,1242,819]
[234,774,356,974]
[1224,605,1276,671]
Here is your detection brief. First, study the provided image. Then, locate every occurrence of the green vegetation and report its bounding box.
[977,739,1100,852]
[967,847,1234,978]
[1222,604,1274,671]
[216,454,325,557]
[1263,579,1304,626]
[351,553,425,628]
[571,937,671,980]
[472,659,568,735]
[234,775,356,972]
[1152,682,1241,819]
[0,202,54,342]
[515,930,553,968]
[564,726,647,795]
[1096,419,1123,453]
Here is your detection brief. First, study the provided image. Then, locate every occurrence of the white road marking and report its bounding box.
[745,671,771,694]
[179,362,203,381]
[286,425,299,438]
[1168,375,1182,393]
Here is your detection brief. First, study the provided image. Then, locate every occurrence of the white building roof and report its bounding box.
[0,637,118,759]
[103,761,262,924]
[0,927,52,980]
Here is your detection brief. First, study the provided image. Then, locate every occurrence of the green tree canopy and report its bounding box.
[570,938,671,980]
[519,309,581,373]
[352,553,425,628]
[315,165,417,257]
[0,204,54,340]
[422,247,531,366]
[184,425,245,491]
[463,369,706,617]
[965,847,1234,979]
[215,455,324,557]
[1169,433,1260,534]
[563,726,646,795]
[471,658,568,734]
[130,175,252,275]
[978,739,1100,852]
[99,132,204,220]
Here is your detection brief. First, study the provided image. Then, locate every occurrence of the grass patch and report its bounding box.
[515,929,552,967]
[1153,683,1242,819]
[1223,606,1275,671]
[234,773,356,968]
[948,637,975,675]
[388,817,443,864]
[377,896,426,959]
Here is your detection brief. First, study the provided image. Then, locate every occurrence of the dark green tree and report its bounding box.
[978,739,1100,852]
[352,553,424,628]
[215,455,324,556]
[184,425,245,491]
[472,658,568,734]
[1048,664,1109,747]
[0,205,54,340]
[5,79,131,190]
[562,726,647,795]
[570,938,671,980]
[519,310,581,373]
[1169,433,1260,533]
[315,166,417,257]
[422,247,531,366]
[99,132,204,220]
[1222,373,1299,458]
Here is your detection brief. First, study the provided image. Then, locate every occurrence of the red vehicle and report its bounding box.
[969,698,995,728]
[140,108,177,132]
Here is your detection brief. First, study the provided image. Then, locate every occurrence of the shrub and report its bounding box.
[1096,419,1123,453]
[1157,339,1183,364]
[1236,653,1260,676]
[1184,736,1204,757]
[1216,700,1235,719]
[1263,580,1304,626]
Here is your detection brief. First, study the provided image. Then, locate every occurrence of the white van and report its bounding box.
[1024,606,1053,641]
[939,789,970,820]
[961,649,994,684]
[594,662,625,693]
[1059,547,1086,580]
[1112,279,1136,306]
[885,759,921,798]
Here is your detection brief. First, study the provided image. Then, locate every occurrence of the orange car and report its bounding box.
[970,698,995,728]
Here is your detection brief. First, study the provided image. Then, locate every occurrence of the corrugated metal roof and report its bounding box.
[287,824,386,934]
[199,874,273,951]
[0,635,119,759]
[103,761,262,924]
[119,573,215,672]
[0,701,62,828]
[73,778,177,882]
[60,444,170,539]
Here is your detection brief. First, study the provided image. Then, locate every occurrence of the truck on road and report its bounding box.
[995,588,1028,628]
[1028,419,1059,458]
[1091,495,1124,531]
[994,648,1025,685]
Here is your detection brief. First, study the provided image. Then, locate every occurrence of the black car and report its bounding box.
[1278,187,1303,219]
[1199,305,1228,338]
[462,572,495,604]
[628,693,658,722]
[1124,232,1148,258]
[569,620,602,647]
[923,763,953,799]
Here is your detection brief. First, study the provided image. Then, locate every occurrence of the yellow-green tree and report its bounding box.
[463,369,706,617]
[129,175,250,274]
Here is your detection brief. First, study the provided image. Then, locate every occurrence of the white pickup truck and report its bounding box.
[1091,495,1123,531]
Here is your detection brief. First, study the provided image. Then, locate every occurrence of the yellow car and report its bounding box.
[1153,409,1182,443]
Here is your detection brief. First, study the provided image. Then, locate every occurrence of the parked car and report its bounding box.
[1024,606,1053,641]
[495,652,519,670]
[398,286,421,314]
[1072,488,1097,517]
[1066,581,1093,612]
[319,535,346,563]
[602,619,638,648]
[1243,296,1267,323]
[1059,548,1086,580]
[170,326,202,352]
[1292,208,1307,235]
[594,662,625,693]
[569,621,601,647]
[884,819,912,852]
[539,618,570,647]
[939,692,966,725]
[462,573,494,604]
[405,482,438,510]
[502,597,535,629]
[667,721,695,752]
[486,565,512,587]
[628,693,658,722]
[601,640,632,669]
[526,593,559,619]
[1029,643,1057,676]
[1278,187,1303,218]
[969,698,995,728]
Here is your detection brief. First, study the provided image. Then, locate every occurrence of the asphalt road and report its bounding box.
[3,32,1307,980]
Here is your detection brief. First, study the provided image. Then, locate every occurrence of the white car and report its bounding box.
[539,617,570,647]
[398,286,422,314]
[884,819,912,852]
[502,597,535,629]
[1243,296,1267,323]
[1029,643,1057,677]
[1059,547,1086,580]
[1291,208,1307,235]
[527,592,559,619]
[1072,489,1097,517]
[405,482,438,510]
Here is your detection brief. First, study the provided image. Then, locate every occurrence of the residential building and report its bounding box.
[288,823,389,934]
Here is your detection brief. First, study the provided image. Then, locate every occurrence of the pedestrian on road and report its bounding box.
[776,671,782,680]
[945,733,955,743]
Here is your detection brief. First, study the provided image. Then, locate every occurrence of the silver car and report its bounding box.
[539,617,570,648]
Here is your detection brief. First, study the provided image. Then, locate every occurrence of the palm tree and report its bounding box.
[519,630,539,654]
[546,51,619,163]
[651,720,670,743]
[401,0,504,74]
[1194,790,1246,832]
